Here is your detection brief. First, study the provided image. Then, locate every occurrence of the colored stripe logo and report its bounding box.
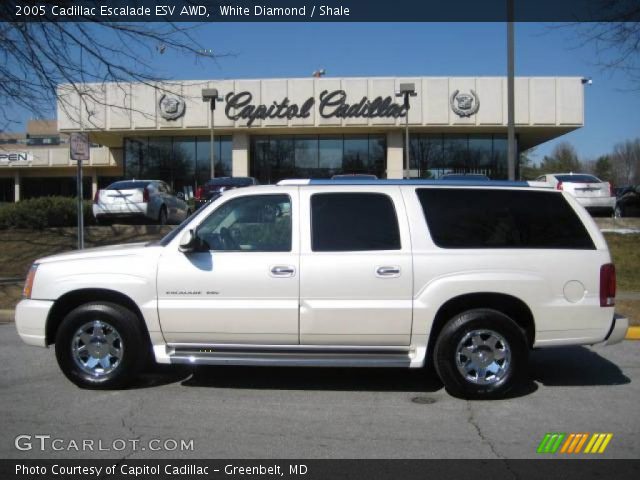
[537,433,613,454]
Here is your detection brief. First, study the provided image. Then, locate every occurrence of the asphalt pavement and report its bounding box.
[0,324,638,459]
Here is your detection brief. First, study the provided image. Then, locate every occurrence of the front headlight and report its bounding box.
[22,264,38,299]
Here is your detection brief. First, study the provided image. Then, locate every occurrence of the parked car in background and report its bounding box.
[440,173,490,181]
[615,185,640,218]
[93,180,190,225]
[535,173,615,215]
[194,177,258,209]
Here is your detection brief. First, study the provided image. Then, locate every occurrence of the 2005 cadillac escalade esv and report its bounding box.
[15,179,628,399]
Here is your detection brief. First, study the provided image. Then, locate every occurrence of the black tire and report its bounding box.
[158,206,168,225]
[96,216,112,226]
[614,205,624,218]
[433,308,528,399]
[55,302,148,389]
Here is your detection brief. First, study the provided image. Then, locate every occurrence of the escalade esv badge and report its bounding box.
[450,89,480,117]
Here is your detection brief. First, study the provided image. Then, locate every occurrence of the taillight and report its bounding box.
[143,187,150,202]
[609,183,614,197]
[195,187,204,200]
[23,264,38,299]
[93,189,100,204]
[600,263,616,307]
[556,182,563,191]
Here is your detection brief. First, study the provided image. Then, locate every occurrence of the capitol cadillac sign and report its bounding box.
[158,88,481,126]
[0,151,33,164]
[158,89,411,127]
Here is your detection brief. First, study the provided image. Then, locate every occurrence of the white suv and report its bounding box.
[16,179,628,399]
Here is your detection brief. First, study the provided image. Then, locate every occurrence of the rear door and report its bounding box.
[298,186,413,346]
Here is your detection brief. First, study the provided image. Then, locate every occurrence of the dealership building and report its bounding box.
[0,76,585,201]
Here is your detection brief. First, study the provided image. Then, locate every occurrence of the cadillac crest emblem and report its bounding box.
[158,93,186,121]
[450,89,480,117]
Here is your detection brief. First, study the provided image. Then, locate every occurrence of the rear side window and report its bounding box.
[416,189,595,249]
[311,193,401,251]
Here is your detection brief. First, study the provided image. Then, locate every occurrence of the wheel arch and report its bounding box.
[45,288,148,346]
[427,292,535,361]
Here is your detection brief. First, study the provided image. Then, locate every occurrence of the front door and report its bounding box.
[157,191,299,344]
[298,188,413,346]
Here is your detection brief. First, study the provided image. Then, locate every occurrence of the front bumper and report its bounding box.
[15,299,53,347]
[603,313,629,346]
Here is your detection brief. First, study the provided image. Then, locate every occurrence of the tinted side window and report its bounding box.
[416,189,595,249]
[311,193,401,251]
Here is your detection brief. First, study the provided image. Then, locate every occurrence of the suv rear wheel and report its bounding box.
[55,302,148,389]
[433,308,528,399]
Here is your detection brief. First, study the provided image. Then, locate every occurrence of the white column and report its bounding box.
[13,170,20,202]
[232,133,249,177]
[386,131,404,179]
[91,170,98,199]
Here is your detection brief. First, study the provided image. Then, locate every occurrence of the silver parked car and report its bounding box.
[535,173,615,214]
[93,180,190,225]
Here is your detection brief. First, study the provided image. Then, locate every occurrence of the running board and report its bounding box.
[166,344,412,368]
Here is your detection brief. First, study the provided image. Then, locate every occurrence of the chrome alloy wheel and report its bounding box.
[71,320,123,377]
[455,329,511,385]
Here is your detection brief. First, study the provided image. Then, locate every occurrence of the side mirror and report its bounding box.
[176,192,185,200]
[179,229,199,253]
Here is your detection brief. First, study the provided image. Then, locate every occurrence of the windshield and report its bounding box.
[155,193,223,246]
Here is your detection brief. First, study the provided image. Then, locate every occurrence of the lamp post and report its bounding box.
[202,88,222,179]
[396,83,417,179]
[507,0,516,180]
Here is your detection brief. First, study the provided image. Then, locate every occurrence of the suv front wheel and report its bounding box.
[55,302,148,389]
[433,309,528,399]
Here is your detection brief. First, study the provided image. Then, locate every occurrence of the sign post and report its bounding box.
[70,132,90,249]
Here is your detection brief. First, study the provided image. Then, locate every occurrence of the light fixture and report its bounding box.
[395,83,417,179]
[202,89,223,180]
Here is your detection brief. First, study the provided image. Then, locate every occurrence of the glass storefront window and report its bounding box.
[250,135,386,184]
[318,137,343,172]
[408,134,514,180]
[124,136,231,195]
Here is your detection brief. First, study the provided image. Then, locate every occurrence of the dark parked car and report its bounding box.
[194,177,258,208]
[615,185,640,218]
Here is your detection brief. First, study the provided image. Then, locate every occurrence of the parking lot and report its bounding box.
[0,323,638,459]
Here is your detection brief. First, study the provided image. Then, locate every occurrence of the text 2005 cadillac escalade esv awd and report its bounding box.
[15,179,628,399]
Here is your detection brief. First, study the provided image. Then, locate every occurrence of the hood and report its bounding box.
[36,242,158,265]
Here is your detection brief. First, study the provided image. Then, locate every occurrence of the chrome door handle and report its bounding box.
[270,265,296,277]
[376,266,401,277]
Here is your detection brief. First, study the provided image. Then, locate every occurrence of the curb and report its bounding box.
[626,327,640,340]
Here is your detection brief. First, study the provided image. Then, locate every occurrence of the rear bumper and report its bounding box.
[602,313,629,346]
[15,299,53,347]
[576,196,615,209]
[93,203,149,218]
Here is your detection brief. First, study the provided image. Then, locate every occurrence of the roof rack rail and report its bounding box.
[276,179,531,187]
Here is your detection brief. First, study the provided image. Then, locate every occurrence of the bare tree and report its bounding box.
[560,1,640,86]
[539,142,582,173]
[0,1,223,131]
[611,138,640,185]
